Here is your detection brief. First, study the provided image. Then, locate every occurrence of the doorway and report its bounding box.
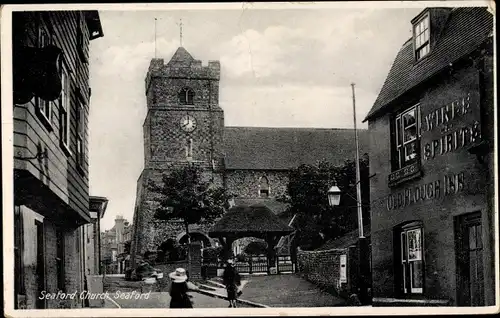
[455,212,484,306]
[35,220,46,309]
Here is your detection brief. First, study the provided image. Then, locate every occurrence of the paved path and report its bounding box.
[102,274,345,308]
[210,274,346,307]
[104,292,251,308]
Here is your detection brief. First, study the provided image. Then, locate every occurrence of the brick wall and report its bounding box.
[297,248,350,298]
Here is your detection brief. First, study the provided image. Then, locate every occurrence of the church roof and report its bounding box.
[233,198,290,215]
[167,47,195,66]
[364,7,493,122]
[209,204,294,238]
[223,127,369,170]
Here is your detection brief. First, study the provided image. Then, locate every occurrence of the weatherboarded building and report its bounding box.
[130,47,369,261]
[364,7,495,306]
[12,11,104,309]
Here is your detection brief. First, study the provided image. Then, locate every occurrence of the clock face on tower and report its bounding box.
[180,115,197,133]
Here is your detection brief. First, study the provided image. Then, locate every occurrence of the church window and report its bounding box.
[258,176,270,198]
[179,87,195,105]
[186,138,193,160]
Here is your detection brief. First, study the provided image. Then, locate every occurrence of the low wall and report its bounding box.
[155,261,189,278]
[297,248,349,298]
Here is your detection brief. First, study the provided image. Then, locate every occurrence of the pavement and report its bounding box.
[101,273,345,308]
[208,274,346,307]
[103,291,253,308]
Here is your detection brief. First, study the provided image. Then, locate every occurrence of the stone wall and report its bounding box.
[297,248,350,298]
[224,170,289,199]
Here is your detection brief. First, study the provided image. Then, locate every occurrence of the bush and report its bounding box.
[244,241,268,255]
[235,253,248,262]
[202,246,224,260]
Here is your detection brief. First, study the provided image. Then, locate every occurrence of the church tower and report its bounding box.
[131,47,224,257]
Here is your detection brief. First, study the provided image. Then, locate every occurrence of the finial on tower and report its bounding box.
[177,18,183,47]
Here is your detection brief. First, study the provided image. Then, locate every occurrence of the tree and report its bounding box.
[244,241,268,255]
[124,240,131,255]
[148,165,232,269]
[279,154,370,250]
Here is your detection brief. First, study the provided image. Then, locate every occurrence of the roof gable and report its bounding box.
[209,204,294,237]
[224,127,369,170]
[166,47,195,66]
[364,7,493,122]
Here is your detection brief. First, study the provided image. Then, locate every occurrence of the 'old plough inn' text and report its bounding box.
[364,7,494,307]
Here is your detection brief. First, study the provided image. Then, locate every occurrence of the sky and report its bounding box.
[87,5,424,231]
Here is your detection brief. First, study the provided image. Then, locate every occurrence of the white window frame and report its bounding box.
[76,101,85,171]
[36,26,54,127]
[414,13,430,61]
[394,104,421,170]
[401,226,424,294]
[59,62,71,154]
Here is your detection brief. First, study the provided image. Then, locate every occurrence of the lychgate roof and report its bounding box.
[224,127,369,170]
[209,204,294,237]
[364,7,493,122]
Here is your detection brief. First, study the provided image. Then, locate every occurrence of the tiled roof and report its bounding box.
[208,204,294,237]
[364,7,493,122]
[167,47,195,66]
[232,197,293,224]
[316,225,370,251]
[223,127,369,170]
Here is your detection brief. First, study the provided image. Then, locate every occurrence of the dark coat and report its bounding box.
[223,266,241,300]
[169,282,193,308]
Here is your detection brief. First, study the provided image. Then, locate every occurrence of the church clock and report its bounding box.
[180,115,197,133]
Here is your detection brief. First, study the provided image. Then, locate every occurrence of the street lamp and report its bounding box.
[327,186,341,207]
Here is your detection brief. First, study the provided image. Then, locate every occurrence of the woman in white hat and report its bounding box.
[168,268,198,308]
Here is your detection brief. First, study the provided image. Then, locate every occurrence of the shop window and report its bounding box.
[414,13,430,61]
[397,221,424,295]
[392,104,421,171]
[259,176,270,198]
[179,87,195,105]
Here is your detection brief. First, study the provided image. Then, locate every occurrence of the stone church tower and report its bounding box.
[131,47,224,257]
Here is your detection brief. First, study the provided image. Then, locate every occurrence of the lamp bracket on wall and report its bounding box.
[14,149,48,161]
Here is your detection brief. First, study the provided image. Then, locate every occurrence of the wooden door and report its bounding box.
[456,212,484,306]
[35,220,46,309]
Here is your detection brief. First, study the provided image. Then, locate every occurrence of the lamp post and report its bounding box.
[351,83,369,304]
[325,83,370,305]
[327,186,341,207]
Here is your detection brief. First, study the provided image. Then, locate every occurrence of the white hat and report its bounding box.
[169,268,188,283]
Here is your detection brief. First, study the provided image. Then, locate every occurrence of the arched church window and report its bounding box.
[259,176,270,198]
[179,87,195,105]
[186,138,193,160]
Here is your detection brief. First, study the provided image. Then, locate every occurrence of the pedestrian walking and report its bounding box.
[168,268,198,308]
[222,259,241,308]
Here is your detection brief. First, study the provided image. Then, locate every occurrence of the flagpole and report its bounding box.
[154,18,157,58]
[351,83,364,238]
